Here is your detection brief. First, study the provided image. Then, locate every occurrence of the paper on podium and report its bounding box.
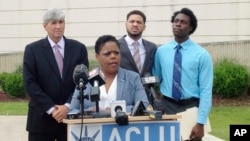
[176,107,211,140]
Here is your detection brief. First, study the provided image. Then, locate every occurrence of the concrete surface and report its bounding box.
[0,116,224,141]
[0,116,28,141]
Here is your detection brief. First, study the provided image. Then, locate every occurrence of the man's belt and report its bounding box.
[162,95,199,106]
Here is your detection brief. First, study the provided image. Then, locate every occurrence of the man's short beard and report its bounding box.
[127,31,142,39]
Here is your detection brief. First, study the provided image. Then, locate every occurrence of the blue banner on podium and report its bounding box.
[70,121,180,141]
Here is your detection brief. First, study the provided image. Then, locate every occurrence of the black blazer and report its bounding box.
[118,35,157,77]
[23,36,89,133]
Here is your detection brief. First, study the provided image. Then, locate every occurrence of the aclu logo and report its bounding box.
[102,122,180,141]
[230,125,250,141]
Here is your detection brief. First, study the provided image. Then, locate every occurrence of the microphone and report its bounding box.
[73,64,89,88]
[88,67,105,87]
[90,81,100,102]
[131,101,162,120]
[88,67,105,113]
[141,73,159,105]
[88,67,105,101]
[72,64,89,118]
[131,100,146,116]
[141,72,159,86]
[115,105,128,126]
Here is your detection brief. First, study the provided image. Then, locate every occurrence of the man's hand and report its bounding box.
[189,123,204,141]
[52,105,69,123]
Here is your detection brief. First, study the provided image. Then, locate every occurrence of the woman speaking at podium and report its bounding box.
[70,35,149,114]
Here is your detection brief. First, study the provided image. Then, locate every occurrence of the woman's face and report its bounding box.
[96,41,121,75]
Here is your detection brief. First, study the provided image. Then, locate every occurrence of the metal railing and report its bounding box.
[0,52,24,73]
[202,40,250,69]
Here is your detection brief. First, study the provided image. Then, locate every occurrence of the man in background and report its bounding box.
[118,10,157,105]
[119,10,157,77]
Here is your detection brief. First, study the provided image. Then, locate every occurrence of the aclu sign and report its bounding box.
[70,121,180,141]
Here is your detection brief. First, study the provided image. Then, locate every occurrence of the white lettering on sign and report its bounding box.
[126,127,141,141]
[108,125,176,141]
[170,126,176,141]
[109,128,121,141]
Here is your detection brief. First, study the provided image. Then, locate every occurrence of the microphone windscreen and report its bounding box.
[73,64,89,85]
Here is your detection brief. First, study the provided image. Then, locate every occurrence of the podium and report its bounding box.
[63,115,181,141]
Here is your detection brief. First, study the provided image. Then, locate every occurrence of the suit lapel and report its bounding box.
[120,37,138,71]
[116,68,125,100]
[141,39,151,74]
[63,38,74,78]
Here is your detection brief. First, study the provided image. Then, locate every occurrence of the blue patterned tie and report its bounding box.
[172,45,182,100]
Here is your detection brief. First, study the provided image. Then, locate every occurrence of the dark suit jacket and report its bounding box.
[118,35,157,77]
[23,36,89,134]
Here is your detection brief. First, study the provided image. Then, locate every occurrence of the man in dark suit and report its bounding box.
[23,8,89,141]
[118,10,157,105]
[118,10,157,77]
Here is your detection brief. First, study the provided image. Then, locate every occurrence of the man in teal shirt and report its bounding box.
[153,8,213,141]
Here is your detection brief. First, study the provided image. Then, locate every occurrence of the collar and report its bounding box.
[125,35,143,46]
[48,36,65,49]
[173,38,192,50]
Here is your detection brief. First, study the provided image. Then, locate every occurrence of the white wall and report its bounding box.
[0,0,250,52]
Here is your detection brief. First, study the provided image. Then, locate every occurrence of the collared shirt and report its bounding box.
[48,36,65,57]
[125,35,146,68]
[46,36,67,115]
[153,38,213,124]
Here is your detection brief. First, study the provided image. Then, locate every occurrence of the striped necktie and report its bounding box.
[132,41,141,73]
[54,44,63,77]
[172,45,182,100]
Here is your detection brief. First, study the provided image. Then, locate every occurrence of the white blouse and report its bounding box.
[98,74,118,110]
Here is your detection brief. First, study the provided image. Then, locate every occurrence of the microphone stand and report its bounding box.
[95,100,99,112]
[78,81,85,118]
[77,79,89,117]
[77,79,88,140]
